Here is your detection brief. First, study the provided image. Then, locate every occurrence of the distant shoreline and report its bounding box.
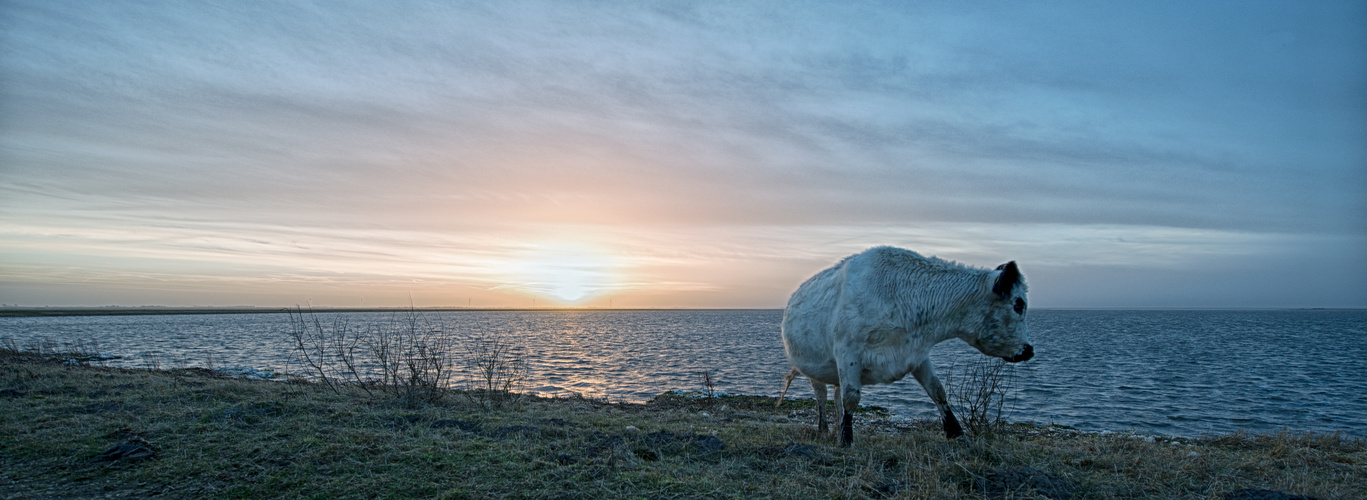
[0,307,782,317]
[2,307,1363,318]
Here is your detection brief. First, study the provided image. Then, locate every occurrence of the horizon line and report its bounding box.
[2,305,1363,318]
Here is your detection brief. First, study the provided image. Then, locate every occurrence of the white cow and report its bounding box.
[780,246,1032,446]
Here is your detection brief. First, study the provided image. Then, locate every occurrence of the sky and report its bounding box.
[1,1,1365,309]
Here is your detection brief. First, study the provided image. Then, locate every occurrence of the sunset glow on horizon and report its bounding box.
[2,2,1365,309]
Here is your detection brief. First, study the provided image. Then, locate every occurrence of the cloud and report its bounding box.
[1,1,1364,307]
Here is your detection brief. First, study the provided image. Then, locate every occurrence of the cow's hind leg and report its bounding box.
[912,362,963,439]
[834,353,863,447]
[829,382,845,440]
[810,380,828,433]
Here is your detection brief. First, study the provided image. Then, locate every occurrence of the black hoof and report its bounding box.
[944,409,964,439]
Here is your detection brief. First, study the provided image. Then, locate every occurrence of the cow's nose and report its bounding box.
[1002,344,1033,363]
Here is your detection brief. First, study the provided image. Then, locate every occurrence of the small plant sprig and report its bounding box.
[697,370,717,399]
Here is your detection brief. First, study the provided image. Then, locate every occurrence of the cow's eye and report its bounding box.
[1013,298,1026,314]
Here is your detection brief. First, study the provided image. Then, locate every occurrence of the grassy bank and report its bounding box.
[1,351,1362,499]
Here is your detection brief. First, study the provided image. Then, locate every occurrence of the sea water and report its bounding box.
[3,309,1363,438]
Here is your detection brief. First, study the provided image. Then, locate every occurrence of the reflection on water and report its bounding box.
[3,309,1364,438]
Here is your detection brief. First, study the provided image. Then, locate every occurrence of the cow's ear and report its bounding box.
[992,261,1020,298]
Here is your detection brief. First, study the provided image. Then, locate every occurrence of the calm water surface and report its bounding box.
[3,309,1363,438]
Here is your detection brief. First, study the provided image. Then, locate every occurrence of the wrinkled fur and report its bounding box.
[780,246,1030,445]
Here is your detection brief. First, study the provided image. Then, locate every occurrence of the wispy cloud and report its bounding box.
[2,1,1364,307]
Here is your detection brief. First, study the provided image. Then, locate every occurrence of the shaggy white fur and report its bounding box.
[780,246,1032,445]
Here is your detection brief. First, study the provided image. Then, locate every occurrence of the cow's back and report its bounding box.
[780,247,961,385]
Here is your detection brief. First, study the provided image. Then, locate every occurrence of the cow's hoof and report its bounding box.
[944,411,965,439]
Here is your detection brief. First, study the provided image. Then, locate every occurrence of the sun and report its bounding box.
[514,242,616,303]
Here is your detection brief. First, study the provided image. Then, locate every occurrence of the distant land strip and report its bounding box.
[0,307,780,317]
[2,307,1360,318]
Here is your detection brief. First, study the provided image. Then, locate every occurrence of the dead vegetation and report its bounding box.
[943,356,1016,437]
[286,306,526,407]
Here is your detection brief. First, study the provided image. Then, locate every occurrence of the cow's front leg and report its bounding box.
[810,380,828,433]
[912,362,963,439]
[834,354,863,447]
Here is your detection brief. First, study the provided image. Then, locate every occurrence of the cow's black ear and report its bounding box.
[992,261,1020,298]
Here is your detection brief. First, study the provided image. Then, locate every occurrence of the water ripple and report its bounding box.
[2,309,1364,438]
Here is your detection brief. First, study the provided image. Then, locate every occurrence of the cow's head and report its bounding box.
[969,261,1033,363]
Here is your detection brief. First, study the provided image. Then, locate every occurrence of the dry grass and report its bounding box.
[1,348,1362,499]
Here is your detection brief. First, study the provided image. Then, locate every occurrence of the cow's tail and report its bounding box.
[775,368,801,407]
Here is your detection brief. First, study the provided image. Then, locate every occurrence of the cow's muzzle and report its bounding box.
[1001,344,1033,363]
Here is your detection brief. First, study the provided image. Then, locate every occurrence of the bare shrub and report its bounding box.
[141,351,162,371]
[329,318,372,397]
[22,337,57,355]
[944,356,1016,436]
[287,306,378,396]
[365,309,456,404]
[287,306,340,393]
[696,370,717,399]
[1,336,110,367]
[69,339,104,366]
[460,334,527,409]
[63,338,110,367]
[171,352,191,371]
[283,306,530,407]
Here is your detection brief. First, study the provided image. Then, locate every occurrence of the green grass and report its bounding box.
[1,350,1362,499]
